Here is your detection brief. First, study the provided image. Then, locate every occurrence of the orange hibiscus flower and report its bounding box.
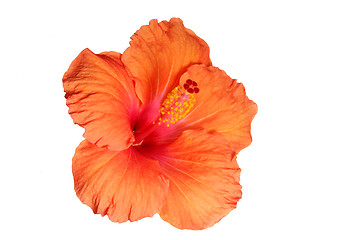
[63,18,257,230]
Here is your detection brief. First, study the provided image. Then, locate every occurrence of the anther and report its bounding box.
[156,85,196,126]
[186,79,193,85]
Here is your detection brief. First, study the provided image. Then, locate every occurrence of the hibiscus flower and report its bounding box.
[63,18,257,230]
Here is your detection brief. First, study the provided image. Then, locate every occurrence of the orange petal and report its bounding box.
[122,18,211,106]
[63,49,139,151]
[158,130,242,230]
[72,140,169,223]
[179,65,258,153]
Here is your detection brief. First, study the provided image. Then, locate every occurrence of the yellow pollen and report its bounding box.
[157,86,195,127]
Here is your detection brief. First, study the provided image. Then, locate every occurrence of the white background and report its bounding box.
[1,0,359,239]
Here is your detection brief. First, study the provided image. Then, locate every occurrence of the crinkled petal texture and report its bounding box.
[157,130,242,230]
[122,18,211,106]
[63,49,139,151]
[72,140,169,223]
[179,65,258,153]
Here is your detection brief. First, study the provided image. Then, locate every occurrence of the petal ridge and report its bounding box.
[63,48,140,151]
[73,140,169,223]
[178,65,258,153]
[122,18,211,106]
[157,129,242,230]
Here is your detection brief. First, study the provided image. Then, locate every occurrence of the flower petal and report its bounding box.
[72,140,169,223]
[179,65,258,153]
[122,18,211,106]
[157,130,242,230]
[63,49,139,151]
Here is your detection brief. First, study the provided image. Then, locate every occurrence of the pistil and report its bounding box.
[133,79,200,146]
[155,79,199,127]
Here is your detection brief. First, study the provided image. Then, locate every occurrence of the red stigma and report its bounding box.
[186,79,193,85]
[183,79,199,94]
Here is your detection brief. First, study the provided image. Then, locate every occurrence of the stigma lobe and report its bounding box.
[183,79,200,94]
